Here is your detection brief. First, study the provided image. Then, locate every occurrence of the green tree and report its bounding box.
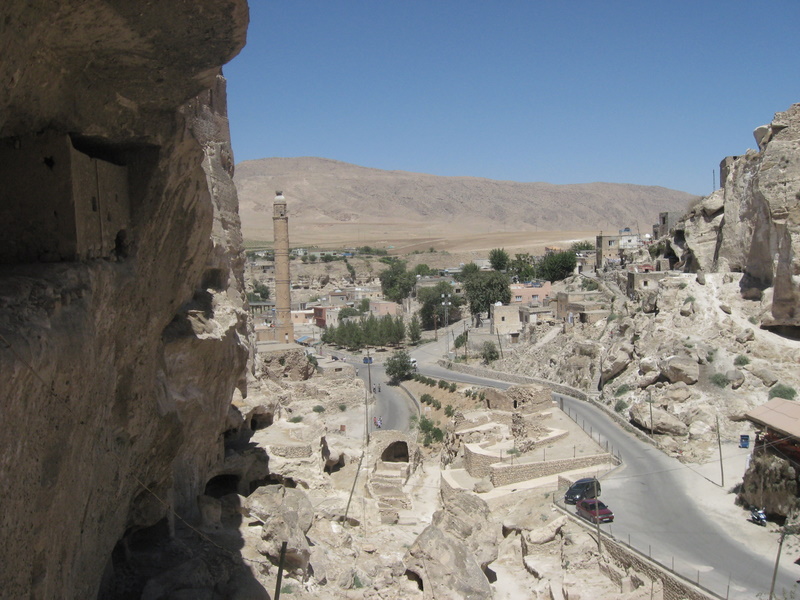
[253,281,271,300]
[508,253,537,282]
[385,350,414,383]
[417,282,463,329]
[569,240,595,253]
[338,307,361,319]
[357,298,371,313]
[456,262,480,281]
[537,251,577,281]
[414,263,435,277]
[379,260,416,302]
[408,313,422,344]
[489,248,510,271]
[463,271,511,318]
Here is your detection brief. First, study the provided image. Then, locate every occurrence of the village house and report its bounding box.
[369,300,401,317]
[490,304,522,341]
[509,281,552,306]
[313,306,341,329]
[555,291,610,324]
[415,275,463,296]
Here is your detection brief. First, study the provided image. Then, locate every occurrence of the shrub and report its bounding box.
[479,391,486,401]
[769,384,798,400]
[607,313,618,322]
[748,316,759,325]
[307,354,318,367]
[614,399,628,413]
[614,384,631,397]
[481,341,499,363]
[338,403,347,412]
[684,296,695,304]
[506,447,520,456]
[312,405,325,413]
[710,373,729,388]
[581,278,599,291]
[734,354,750,367]
[445,404,455,417]
[678,282,688,290]
[706,348,717,363]
[289,415,303,423]
[420,393,434,405]
[449,382,457,393]
[431,399,441,410]
[438,379,449,389]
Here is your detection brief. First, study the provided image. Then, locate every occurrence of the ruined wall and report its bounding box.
[0,2,249,597]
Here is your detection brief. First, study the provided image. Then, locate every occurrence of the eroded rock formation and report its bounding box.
[0,2,249,597]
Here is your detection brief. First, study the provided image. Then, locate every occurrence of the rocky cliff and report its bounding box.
[0,2,249,597]
[670,103,800,331]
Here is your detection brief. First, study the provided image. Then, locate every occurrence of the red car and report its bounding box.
[576,498,614,523]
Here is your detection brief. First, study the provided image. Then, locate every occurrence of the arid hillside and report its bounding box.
[234,157,698,249]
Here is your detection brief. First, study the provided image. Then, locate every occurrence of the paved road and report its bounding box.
[554,394,798,599]
[405,323,799,599]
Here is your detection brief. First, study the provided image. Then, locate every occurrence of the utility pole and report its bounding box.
[648,390,654,437]
[716,414,724,488]
[442,293,451,352]
[769,530,787,600]
[365,348,372,445]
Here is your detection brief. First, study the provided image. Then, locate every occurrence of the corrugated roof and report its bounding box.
[746,398,800,439]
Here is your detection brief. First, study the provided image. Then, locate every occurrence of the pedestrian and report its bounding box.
[378,416,382,428]
[378,384,381,392]
[372,385,376,393]
[373,416,377,428]
[356,368,359,376]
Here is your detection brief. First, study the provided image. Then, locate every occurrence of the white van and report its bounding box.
[410,358,417,369]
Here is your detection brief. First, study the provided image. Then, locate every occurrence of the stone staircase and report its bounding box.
[367,460,412,524]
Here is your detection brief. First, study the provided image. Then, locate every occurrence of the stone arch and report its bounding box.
[204,473,241,498]
[381,441,409,463]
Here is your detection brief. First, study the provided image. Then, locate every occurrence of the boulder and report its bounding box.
[736,329,755,344]
[404,526,493,600]
[659,357,699,385]
[752,367,779,387]
[245,485,314,571]
[435,486,500,569]
[641,290,659,313]
[688,421,712,439]
[524,515,568,546]
[727,369,745,389]
[630,403,688,436]
[601,343,634,384]
[663,382,692,403]
[473,477,494,494]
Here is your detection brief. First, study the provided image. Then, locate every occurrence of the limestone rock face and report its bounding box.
[0,2,249,598]
[434,486,500,570]
[405,525,493,600]
[683,103,800,325]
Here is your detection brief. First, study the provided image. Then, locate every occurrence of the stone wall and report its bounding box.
[0,3,249,597]
[602,535,714,600]
[489,453,617,487]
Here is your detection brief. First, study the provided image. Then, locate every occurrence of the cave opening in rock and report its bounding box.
[204,474,240,499]
[405,569,423,591]
[381,441,409,462]
[324,455,345,474]
[251,412,273,431]
[483,565,498,583]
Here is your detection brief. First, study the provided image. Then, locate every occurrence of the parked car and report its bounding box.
[564,477,601,504]
[576,498,614,523]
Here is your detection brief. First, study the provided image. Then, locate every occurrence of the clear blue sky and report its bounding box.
[224,1,799,196]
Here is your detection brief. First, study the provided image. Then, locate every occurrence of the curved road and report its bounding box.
[397,318,798,599]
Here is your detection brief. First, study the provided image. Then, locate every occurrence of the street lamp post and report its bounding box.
[442,293,451,353]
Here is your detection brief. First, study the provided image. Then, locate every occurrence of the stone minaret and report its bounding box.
[273,191,294,343]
